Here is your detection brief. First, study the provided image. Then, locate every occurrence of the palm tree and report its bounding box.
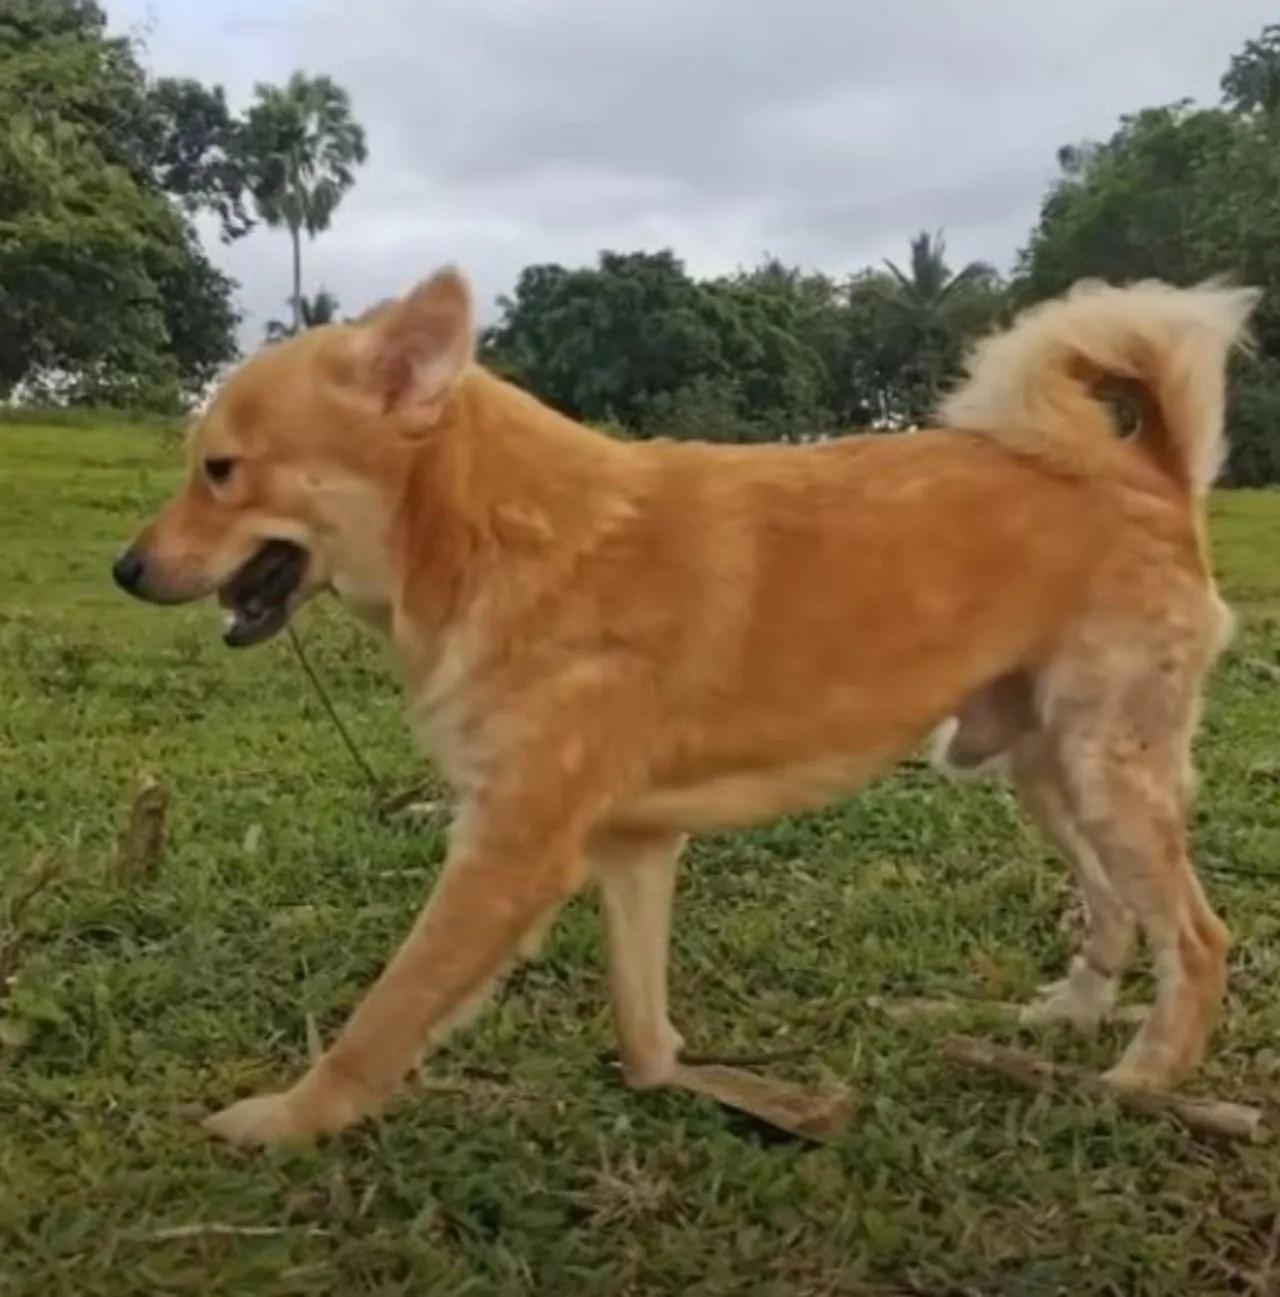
[881,230,999,421]
[244,73,367,335]
[882,229,994,322]
[264,288,341,342]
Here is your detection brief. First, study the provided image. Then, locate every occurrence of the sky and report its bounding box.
[106,0,1278,345]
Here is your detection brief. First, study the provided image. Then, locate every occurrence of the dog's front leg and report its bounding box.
[594,829,687,1088]
[204,800,591,1147]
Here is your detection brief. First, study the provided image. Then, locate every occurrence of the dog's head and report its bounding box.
[112,266,474,646]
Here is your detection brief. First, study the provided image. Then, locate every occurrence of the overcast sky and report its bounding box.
[107,0,1276,345]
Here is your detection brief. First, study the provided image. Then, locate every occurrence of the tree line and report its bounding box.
[5,3,1280,482]
[0,0,366,408]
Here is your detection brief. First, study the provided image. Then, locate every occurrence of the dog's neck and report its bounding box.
[313,368,636,689]
[385,369,632,631]
[305,473,400,634]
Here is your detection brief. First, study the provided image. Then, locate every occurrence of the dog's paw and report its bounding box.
[1099,1059,1164,1093]
[1019,960,1118,1030]
[1019,981,1108,1030]
[1101,1031,1187,1094]
[203,1090,314,1148]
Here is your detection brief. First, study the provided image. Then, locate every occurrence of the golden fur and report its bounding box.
[115,266,1258,1146]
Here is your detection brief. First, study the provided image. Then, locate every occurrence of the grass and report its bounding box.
[2,420,1280,1297]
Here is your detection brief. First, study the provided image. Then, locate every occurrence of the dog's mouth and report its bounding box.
[216,539,310,648]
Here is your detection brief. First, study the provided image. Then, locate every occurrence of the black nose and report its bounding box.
[112,550,145,593]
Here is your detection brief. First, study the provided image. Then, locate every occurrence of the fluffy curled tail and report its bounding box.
[937,278,1261,494]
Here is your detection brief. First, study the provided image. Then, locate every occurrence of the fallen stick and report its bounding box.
[114,775,168,883]
[124,1223,329,1243]
[376,781,450,819]
[870,995,1150,1025]
[670,1062,855,1145]
[943,1034,1263,1143]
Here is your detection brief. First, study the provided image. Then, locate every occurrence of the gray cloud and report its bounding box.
[113,0,1277,345]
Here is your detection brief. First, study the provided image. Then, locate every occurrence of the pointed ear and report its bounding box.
[359,267,475,414]
[351,297,398,325]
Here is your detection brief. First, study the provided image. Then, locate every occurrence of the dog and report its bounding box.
[112,266,1257,1147]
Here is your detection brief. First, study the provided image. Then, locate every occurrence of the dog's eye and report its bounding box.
[204,457,237,487]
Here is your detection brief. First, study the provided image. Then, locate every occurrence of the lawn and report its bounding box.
[3,418,1280,1297]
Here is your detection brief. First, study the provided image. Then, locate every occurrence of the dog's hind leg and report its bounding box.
[1013,735,1137,1029]
[1040,629,1229,1089]
[594,830,687,1089]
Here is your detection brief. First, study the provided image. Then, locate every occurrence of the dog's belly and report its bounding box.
[614,745,909,835]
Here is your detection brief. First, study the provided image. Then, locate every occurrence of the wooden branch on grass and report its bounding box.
[869,995,1150,1025]
[943,1034,1263,1143]
[126,1223,329,1243]
[376,781,450,819]
[599,1044,854,1144]
[671,1062,856,1145]
[114,775,168,883]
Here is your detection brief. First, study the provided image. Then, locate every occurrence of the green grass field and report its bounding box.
[3,419,1280,1297]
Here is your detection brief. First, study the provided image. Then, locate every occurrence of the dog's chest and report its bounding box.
[397,624,489,794]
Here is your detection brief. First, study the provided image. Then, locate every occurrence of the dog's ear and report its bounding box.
[356,267,474,415]
[351,297,399,326]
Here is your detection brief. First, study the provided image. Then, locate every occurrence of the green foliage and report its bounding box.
[143,75,254,241]
[1221,21,1280,116]
[1227,355,1280,487]
[480,250,730,428]
[481,241,1007,442]
[0,0,240,405]
[1013,31,1280,483]
[0,2,370,407]
[482,21,1280,475]
[7,11,1280,480]
[642,374,761,444]
[1015,103,1243,296]
[875,233,1007,425]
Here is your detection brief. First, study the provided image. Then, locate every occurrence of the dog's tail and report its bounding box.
[937,278,1260,494]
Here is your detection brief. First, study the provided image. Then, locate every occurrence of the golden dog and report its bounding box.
[113,266,1257,1146]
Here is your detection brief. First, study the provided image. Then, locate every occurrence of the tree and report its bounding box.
[243,73,367,335]
[700,259,839,438]
[1221,22,1280,117]
[0,2,253,242]
[0,0,239,404]
[480,243,1010,443]
[480,250,731,428]
[833,270,915,428]
[1013,30,1280,482]
[142,76,253,241]
[882,230,994,316]
[878,230,1003,423]
[1013,103,1241,301]
[264,288,341,341]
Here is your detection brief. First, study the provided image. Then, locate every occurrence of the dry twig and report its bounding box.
[125,1223,328,1243]
[869,994,1150,1025]
[114,775,168,883]
[943,1034,1263,1142]
[670,1062,855,1145]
